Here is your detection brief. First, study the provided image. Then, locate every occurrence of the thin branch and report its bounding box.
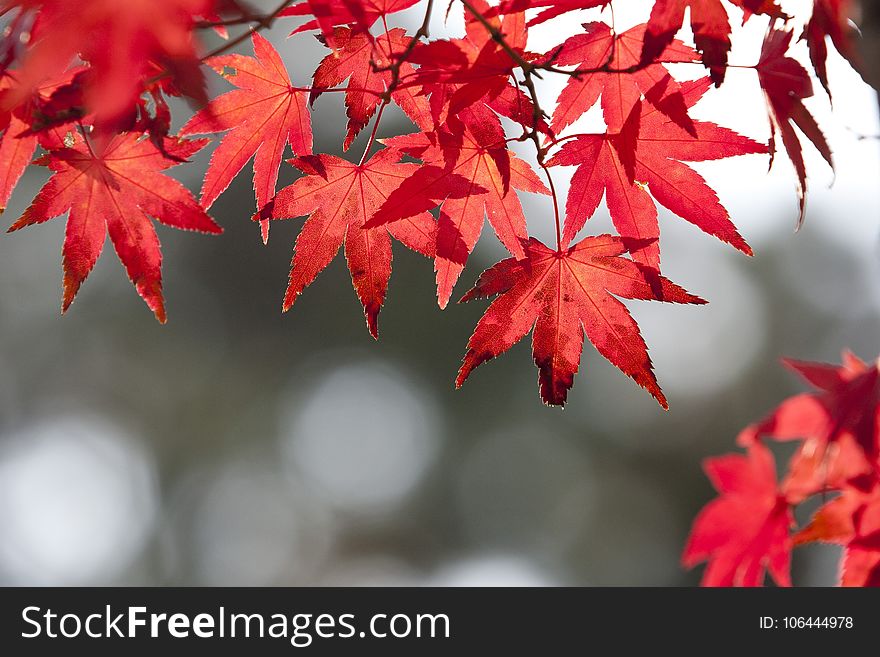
[458,0,566,249]
[373,0,434,101]
[196,10,279,28]
[458,0,536,73]
[196,17,253,28]
[457,0,548,162]
[292,85,386,97]
[144,1,294,89]
[201,0,295,60]
[457,0,651,79]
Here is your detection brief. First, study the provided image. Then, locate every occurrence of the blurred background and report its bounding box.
[0,2,878,586]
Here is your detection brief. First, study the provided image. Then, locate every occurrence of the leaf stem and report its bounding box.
[359,101,387,166]
[542,165,563,253]
[78,121,98,158]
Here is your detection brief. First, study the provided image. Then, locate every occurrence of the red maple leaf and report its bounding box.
[795,480,880,587]
[737,352,880,500]
[545,22,697,134]
[643,0,786,85]
[0,68,84,211]
[0,83,35,211]
[2,0,214,129]
[280,0,419,44]
[489,0,609,27]
[180,33,312,243]
[366,110,548,308]
[259,149,437,338]
[803,0,865,96]
[310,27,431,150]
[409,1,546,134]
[456,235,705,407]
[549,79,765,270]
[683,443,794,587]
[464,0,526,50]
[465,2,551,133]
[411,40,516,119]
[757,28,833,226]
[7,133,221,322]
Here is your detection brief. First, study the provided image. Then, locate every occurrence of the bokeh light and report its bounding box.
[281,357,440,516]
[429,554,559,586]
[0,416,157,585]
[169,458,334,585]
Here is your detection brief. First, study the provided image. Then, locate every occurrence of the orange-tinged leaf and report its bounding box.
[550,80,765,270]
[368,114,548,308]
[457,235,705,407]
[546,22,697,134]
[311,27,431,150]
[795,482,880,587]
[7,133,221,322]
[180,33,312,242]
[261,149,435,338]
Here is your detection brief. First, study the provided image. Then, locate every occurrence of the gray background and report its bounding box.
[0,3,878,586]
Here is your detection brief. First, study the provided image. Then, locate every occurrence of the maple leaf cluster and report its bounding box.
[684,353,880,587]
[0,0,871,416]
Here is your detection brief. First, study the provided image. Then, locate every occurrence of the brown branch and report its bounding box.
[457,0,642,80]
[458,0,535,72]
[196,9,278,28]
[456,0,566,248]
[201,0,295,60]
[372,0,434,101]
[294,85,388,97]
[144,1,294,89]
[457,0,550,164]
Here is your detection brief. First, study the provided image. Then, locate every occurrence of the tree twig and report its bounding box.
[372,0,435,102]
[201,0,295,60]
